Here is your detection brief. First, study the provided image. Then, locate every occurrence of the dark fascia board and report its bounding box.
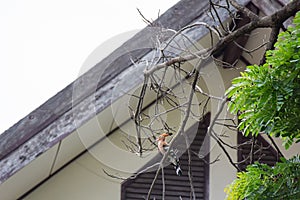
[0,0,253,184]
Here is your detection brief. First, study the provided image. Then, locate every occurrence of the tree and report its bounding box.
[117,1,300,199]
[227,11,300,149]
[224,10,300,200]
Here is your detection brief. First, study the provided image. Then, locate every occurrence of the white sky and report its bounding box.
[0,0,178,134]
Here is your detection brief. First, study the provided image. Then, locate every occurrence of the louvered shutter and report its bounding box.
[238,134,279,171]
[121,116,210,200]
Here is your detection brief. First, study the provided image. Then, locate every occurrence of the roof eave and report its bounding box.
[0,0,255,184]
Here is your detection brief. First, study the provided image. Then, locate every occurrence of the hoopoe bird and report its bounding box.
[156,132,182,176]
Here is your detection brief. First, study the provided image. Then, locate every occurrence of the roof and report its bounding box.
[0,0,292,186]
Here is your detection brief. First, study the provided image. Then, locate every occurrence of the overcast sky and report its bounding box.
[0,0,178,134]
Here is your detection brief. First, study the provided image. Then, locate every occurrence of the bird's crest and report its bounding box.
[156,132,173,141]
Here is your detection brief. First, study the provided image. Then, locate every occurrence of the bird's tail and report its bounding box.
[174,161,182,176]
[170,151,182,176]
[165,147,183,176]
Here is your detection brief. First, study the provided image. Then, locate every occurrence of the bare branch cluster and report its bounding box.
[107,1,300,199]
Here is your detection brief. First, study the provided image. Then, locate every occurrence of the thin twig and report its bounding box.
[260,25,281,65]
[137,8,153,25]
[162,167,165,200]
[208,97,241,171]
[267,135,285,160]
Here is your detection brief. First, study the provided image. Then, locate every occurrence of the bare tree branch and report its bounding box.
[118,1,300,198]
[137,8,153,26]
[161,167,165,200]
[143,0,300,76]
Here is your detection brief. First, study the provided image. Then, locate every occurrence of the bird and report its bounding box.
[156,132,182,176]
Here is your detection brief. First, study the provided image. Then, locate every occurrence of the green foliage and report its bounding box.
[224,155,300,200]
[226,12,300,149]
